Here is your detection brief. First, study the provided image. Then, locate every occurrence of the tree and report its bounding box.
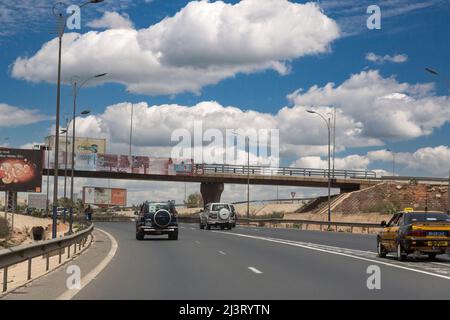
[58,197,73,208]
[185,192,203,208]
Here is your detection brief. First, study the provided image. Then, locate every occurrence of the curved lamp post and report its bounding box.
[425,67,450,213]
[51,0,104,239]
[307,109,332,229]
[386,148,396,176]
[232,131,251,219]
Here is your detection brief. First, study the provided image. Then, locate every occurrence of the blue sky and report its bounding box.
[0,0,449,203]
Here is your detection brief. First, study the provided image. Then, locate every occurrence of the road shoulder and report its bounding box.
[2,228,115,300]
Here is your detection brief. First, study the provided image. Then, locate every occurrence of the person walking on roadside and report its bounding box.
[85,205,93,221]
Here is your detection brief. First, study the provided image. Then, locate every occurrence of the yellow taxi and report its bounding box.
[377,209,450,261]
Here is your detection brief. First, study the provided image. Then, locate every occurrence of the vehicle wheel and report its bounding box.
[136,232,144,241]
[227,226,232,230]
[168,232,178,240]
[377,240,387,258]
[199,223,204,230]
[397,243,406,261]
[206,224,211,230]
[427,253,437,260]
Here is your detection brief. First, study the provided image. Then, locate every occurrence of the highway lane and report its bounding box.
[71,222,450,300]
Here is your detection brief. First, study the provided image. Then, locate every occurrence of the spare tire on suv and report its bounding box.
[135,201,179,240]
[154,209,171,227]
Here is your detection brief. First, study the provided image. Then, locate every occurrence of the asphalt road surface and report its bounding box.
[5,222,450,299]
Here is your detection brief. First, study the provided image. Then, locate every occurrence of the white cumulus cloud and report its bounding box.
[288,70,450,141]
[87,11,134,29]
[366,52,408,64]
[0,103,52,127]
[11,0,340,96]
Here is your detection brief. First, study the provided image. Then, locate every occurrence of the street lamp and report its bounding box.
[60,126,69,224]
[68,73,106,234]
[68,105,92,234]
[425,67,450,213]
[386,149,396,176]
[129,104,134,158]
[232,131,251,219]
[60,126,68,199]
[307,109,332,229]
[51,0,104,239]
[425,67,450,87]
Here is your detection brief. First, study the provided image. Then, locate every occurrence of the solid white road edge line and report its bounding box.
[57,227,119,300]
[215,231,450,281]
[248,267,263,274]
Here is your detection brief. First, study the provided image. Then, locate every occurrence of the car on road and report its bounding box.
[199,203,236,230]
[135,201,178,240]
[377,210,450,261]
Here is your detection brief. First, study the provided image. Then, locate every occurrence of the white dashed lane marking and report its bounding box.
[218,251,226,255]
[215,231,450,281]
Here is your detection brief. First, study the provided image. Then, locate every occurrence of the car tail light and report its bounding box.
[407,230,426,237]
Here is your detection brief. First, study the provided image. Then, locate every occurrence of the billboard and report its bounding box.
[171,158,194,176]
[0,148,43,192]
[96,155,192,176]
[45,136,106,169]
[96,154,118,172]
[132,156,150,174]
[28,194,47,210]
[149,158,169,175]
[83,187,127,206]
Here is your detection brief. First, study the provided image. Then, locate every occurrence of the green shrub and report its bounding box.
[270,211,285,219]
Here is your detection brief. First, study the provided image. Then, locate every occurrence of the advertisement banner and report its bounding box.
[0,148,43,192]
[132,156,150,174]
[95,187,111,205]
[96,154,118,172]
[118,155,132,173]
[83,187,96,204]
[45,136,106,168]
[111,188,127,206]
[148,158,169,175]
[74,153,97,171]
[172,158,194,176]
[83,187,127,206]
[28,194,47,209]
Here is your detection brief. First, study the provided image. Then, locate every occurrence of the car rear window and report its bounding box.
[212,204,230,211]
[143,203,170,213]
[405,212,450,223]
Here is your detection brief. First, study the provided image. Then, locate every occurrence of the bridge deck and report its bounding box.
[43,169,379,190]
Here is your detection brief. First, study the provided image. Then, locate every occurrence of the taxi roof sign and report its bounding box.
[404,207,414,212]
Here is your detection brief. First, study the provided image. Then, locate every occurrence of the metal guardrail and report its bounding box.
[0,223,94,293]
[197,164,377,179]
[231,197,314,205]
[177,216,381,233]
[237,218,381,233]
[382,176,449,183]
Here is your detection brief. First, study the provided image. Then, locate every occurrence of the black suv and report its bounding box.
[135,201,179,240]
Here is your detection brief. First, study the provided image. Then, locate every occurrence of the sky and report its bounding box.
[0,0,449,205]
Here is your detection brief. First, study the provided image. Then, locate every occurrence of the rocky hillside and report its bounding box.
[333,182,448,214]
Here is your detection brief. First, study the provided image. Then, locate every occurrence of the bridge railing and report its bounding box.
[196,164,377,179]
[0,223,93,293]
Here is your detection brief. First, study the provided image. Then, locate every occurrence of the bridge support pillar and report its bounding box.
[200,182,224,206]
